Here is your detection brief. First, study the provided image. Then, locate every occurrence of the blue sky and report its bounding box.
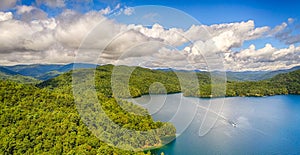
[15,0,300,26]
[14,0,299,49]
[126,0,300,26]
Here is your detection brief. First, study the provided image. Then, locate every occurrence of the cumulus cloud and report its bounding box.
[123,7,134,16]
[180,20,271,57]
[275,20,300,45]
[0,12,13,21]
[185,20,270,42]
[268,22,287,36]
[16,5,35,14]
[288,18,294,24]
[225,44,300,71]
[0,7,299,71]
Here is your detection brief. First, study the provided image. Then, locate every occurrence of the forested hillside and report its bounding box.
[39,64,300,98]
[1,64,299,154]
[0,68,176,154]
[0,67,39,84]
[3,63,97,81]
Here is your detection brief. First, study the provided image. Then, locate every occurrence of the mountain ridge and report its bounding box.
[1,63,300,82]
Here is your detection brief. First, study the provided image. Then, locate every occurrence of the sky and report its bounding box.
[0,0,300,71]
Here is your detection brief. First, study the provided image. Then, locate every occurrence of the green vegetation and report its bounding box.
[39,64,300,98]
[0,81,175,154]
[0,65,177,154]
[1,64,299,154]
[4,63,97,80]
[225,66,300,81]
[0,70,40,84]
[224,69,300,97]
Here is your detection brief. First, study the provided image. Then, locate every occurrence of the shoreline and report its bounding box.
[129,91,300,99]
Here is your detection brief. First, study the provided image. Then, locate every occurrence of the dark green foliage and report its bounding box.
[39,64,300,98]
[1,65,177,154]
[1,64,299,154]
[270,69,300,94]
[225,69,300,97]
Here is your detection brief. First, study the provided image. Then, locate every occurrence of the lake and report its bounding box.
[128,94,300,155]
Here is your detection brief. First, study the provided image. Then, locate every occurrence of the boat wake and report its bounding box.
[196,105,237,128]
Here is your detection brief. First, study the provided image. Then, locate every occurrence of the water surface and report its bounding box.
[129,94,300,155]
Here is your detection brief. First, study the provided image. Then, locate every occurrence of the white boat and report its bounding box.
[228,120,237,127]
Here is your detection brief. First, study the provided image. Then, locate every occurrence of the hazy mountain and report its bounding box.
[0,66,19,75]
[224,66,300,81]
[0,67,39,84]
[2,63,299,82]
[156,66,300,81]
[3,63,97,80]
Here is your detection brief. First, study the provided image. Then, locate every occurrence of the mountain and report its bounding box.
[2,63,300,82]
[4,63,98,81]
[270,69,300,94]
[4,64,65,80]
[38,64,300,98]
[156,66,300,81]
[226,71,269,81]
[0,66,19,75]
[261,66,300,80]
[0,67,176,154]
[226,66,300,81]
[0,67,39,84]
[1,65,298,154]
[225,69,300,97]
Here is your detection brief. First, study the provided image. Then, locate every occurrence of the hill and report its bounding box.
[270,69,300,94]
[1,64,299,154]
[39,64,300,98]
[225,69,300,97]
[3,63,299,82]
[4,63,97,80]
[225,66,300,81]
[0,66,19,75]
[0,67,39,84]
[0,66,176,154]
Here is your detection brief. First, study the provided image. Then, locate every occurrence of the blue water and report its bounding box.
[129,94,300,155]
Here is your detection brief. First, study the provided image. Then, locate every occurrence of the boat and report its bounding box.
[228,120,237,127]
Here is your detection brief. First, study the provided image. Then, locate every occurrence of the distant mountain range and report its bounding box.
[156,66,300,81]
[226,66,300,81]
[0,63,299,83]
[0,63,97,82]
[0,66,39,84]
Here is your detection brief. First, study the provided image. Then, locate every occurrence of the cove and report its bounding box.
[128,94,300,155]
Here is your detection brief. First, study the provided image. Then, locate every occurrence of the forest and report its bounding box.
[1,64,300,154]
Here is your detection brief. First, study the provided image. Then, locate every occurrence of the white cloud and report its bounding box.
[0,12,13,21]
[185,20,270,42]
[288,18,294,24]
[225,44,300,71]
[99,6,111,15]
[123,7,134,16]
[0,9,298,71]
[16,6,35,15]
[268,22,287,36]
